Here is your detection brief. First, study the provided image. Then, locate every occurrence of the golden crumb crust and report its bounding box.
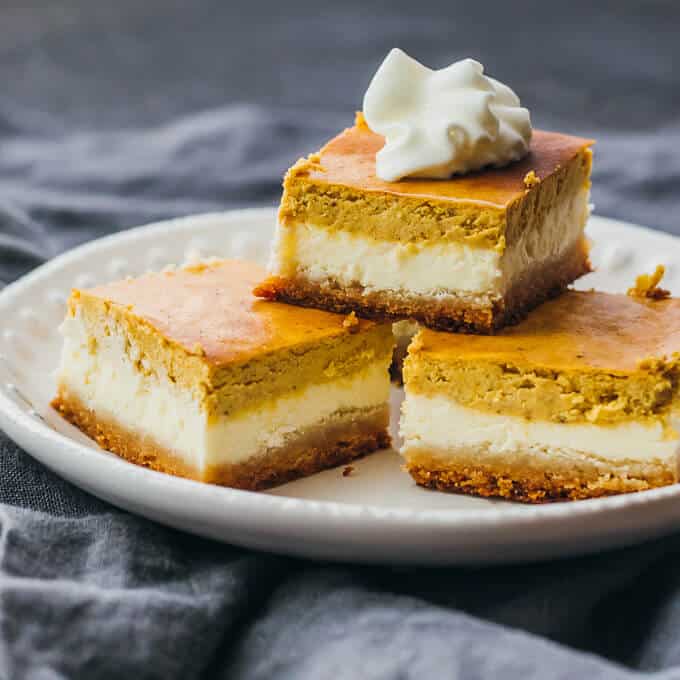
[405,448,675,503]
[53,389,390,491]
[69,260,394,417]
[628,265,671,300]
[278,122,593,250]
[404,290,680,425]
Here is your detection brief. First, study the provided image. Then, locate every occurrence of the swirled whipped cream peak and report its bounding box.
[363,49,532,181]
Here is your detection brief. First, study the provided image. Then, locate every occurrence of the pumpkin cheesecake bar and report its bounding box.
[255,114,593,333]
[400,279,680,502]
[52,260,393,490]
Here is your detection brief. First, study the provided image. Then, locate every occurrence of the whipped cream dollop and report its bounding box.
[363,49,532,181]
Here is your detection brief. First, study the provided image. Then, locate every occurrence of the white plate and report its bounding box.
[1,208,679,565]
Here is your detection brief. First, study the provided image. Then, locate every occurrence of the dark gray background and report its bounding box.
[1,1,680,678]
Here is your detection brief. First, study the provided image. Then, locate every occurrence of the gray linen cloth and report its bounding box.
[2,1,680,677]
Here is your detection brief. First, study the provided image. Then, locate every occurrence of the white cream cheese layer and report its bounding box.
[57,315,390,472]
[400,393,679,464]
[273,222,502,295]
[272,188,589,299]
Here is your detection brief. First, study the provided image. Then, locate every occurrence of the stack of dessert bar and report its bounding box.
[54,52,680,502]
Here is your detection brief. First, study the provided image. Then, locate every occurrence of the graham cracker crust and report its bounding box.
[52,389,390,491]
[255,238,590,334]
[404,447,676,503]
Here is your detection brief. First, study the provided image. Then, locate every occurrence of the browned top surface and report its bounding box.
[306,125,593,208]
[83,260,376,366]
[418,290,680,373]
